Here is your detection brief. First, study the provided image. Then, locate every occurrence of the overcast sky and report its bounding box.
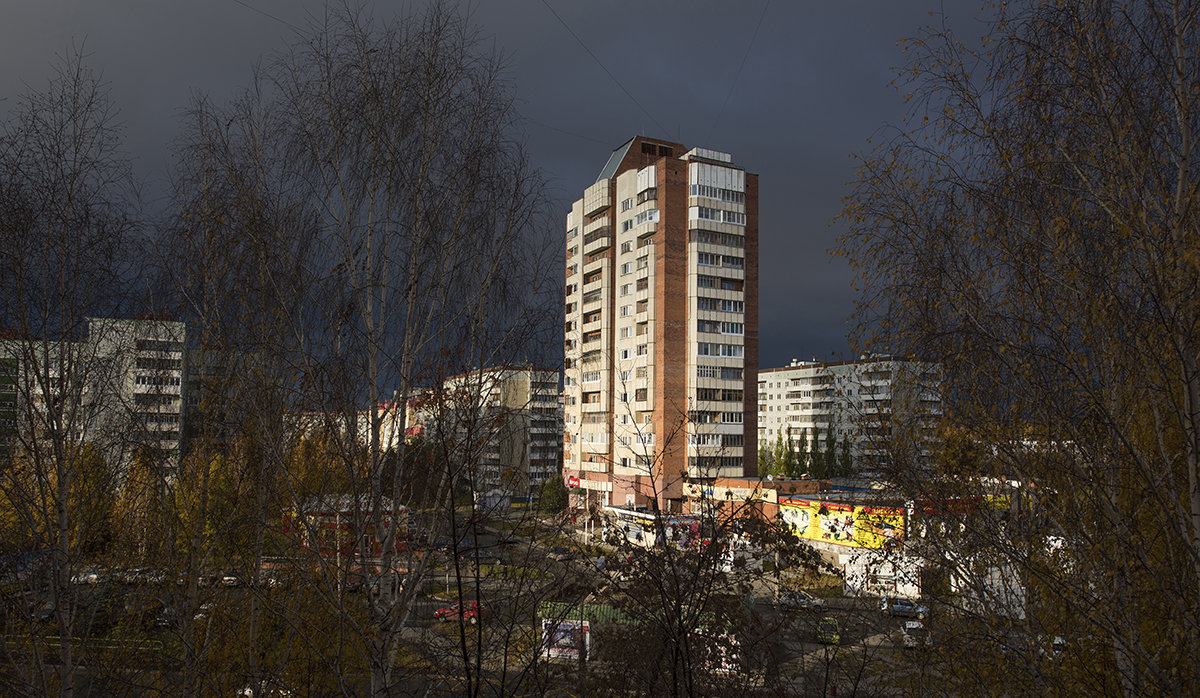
[0,1,966,368]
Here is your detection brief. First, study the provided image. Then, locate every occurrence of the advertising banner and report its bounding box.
[542,619,589,660]
[780,498,904,549]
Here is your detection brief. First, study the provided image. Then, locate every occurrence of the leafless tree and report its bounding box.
[0,49,144,697]
[840,1,1200,694]
[163,3,557,694]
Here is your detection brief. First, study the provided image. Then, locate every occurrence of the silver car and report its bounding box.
[779,590,826,611]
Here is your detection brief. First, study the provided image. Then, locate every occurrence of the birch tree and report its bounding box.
[840,1,1200,693]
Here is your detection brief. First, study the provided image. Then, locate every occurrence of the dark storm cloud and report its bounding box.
[0,1,959,368]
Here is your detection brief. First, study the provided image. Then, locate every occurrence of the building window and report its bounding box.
[635,209,659,226]
[697,342,744,358]
[689,184,744,204]
[690,230,745,248]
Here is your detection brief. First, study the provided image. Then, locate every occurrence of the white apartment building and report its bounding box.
[405,366,562,499]
[757,357,942,471]
[0,316,187,472]
[562,137,758,513]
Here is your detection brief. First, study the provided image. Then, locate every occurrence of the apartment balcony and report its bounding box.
[584,255,610,276]
[583,227,612,255]
[583,275,604,294]
[583,179,611,217]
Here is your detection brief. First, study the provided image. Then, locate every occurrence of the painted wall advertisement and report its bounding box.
[542,619,590,661]
[779,498,905,550]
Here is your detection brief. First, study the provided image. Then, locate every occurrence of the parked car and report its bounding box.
[71,566,104,585]
[548,547,573,562]
[219,570,242,587]
[193,602,216,621]
[434,602,485,625]
[368,573,403,600]
[778,590,826,612]
[901,620,933,648]
[880,596,928,620]
[816,616,841,645]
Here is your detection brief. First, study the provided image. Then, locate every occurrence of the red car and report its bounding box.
[434,602,485,624]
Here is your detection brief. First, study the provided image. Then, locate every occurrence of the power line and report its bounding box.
[525,117,615,147]
[538,0,669,137]
[230,0,303,33]
[715,0,769,129]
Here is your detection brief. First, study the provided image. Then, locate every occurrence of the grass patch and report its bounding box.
[778,570,844,597]
[480,565,551,581]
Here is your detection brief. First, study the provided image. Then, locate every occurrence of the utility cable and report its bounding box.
[231,0,304,33]
[538,0,669,137]
[715,0,770,129]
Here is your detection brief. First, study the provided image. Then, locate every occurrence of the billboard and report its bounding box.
[779,498,905,550]
[542,619,589,661]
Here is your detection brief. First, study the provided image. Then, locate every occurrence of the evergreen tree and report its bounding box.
[757,441,773,477]
[772,429,790,478]
[783,426,800,478]
[824,428,837,475]
[809,427,825,478]
[538,476,568,515]
[796,428,810,476]
[838,434,853,477]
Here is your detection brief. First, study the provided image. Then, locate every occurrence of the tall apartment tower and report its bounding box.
[562,137,758,513]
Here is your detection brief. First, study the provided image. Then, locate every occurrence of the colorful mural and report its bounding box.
[779,497,905,549]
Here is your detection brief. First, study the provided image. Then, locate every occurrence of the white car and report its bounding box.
[901,620,933,648]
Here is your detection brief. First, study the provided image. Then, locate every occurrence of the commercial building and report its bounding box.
[757,356,941,472]
[562,136,758,513]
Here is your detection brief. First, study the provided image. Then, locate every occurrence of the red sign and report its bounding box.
[567,476,580,488]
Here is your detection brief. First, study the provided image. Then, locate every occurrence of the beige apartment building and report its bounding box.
[562,136,758,513]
